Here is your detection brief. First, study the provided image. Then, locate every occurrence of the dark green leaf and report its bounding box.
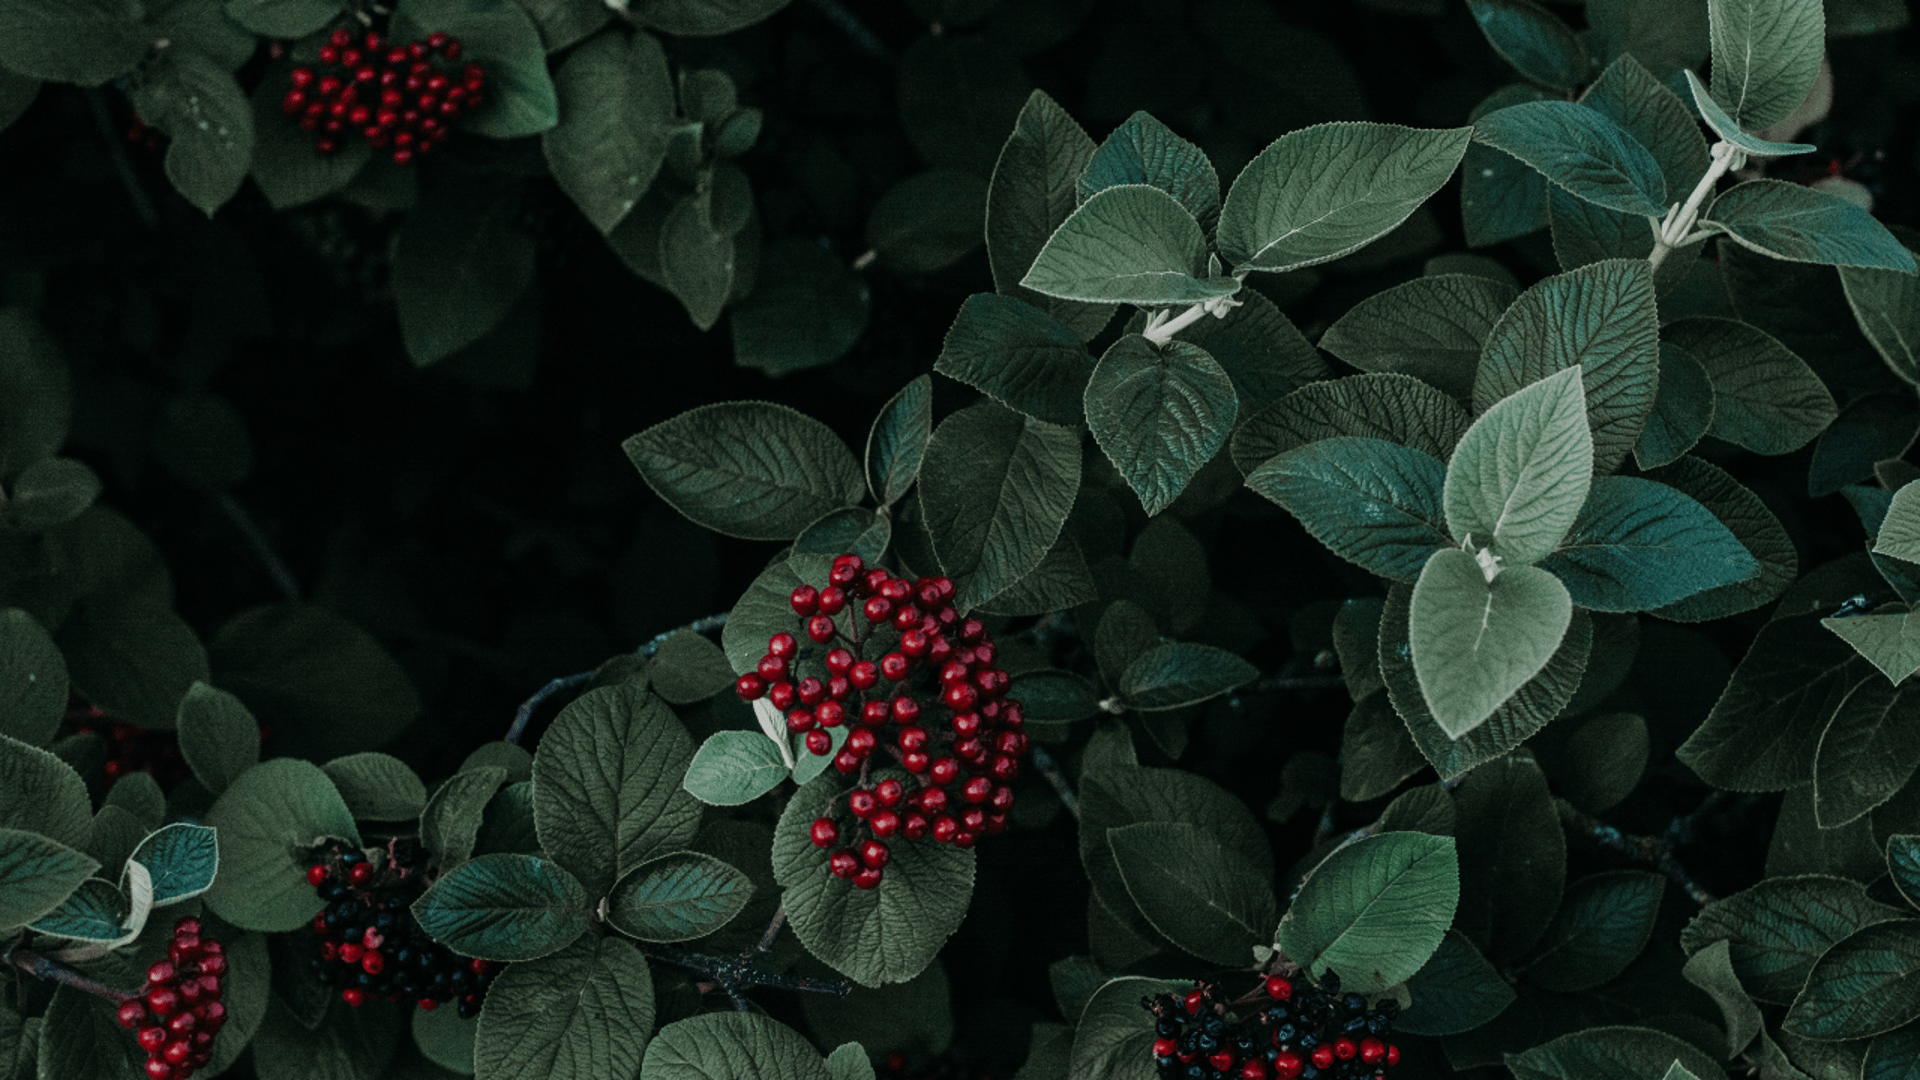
[607,849,753,942]
[1448,366,1594,566]
[624,401,863,542]
[533,681,699,898]
[627,0,788,36]
[729,239,868,376]
[1,732,101,851]
[542,28,673,235]
[412,852,591,962]
[223,0,338,37]
[1891,835,1920,910]
[1461,85,1554,247]
[1117,642,1257,711]
[1785,919,1920,1039]
[393,185,535,365]
[322,752,428,821]
[59,600,209,731]
[1555,711,1648,812]
[1634,343,1716,470]
[1865,1025,1920,1080]
[1682,938,1764,1057]
[1339,692,1428,802]
[773,773,975,986]
[1230,372,1470,475]
[1466,0,1589,89]
[1244,437,1450,582]
[1524,870,1664,992]
[1474,259,1660,476]
[203,757,360,932]
[1663,316,1839,454]
[641,1011,830,1080]
[1085,335,1237,515]
[1814,673,1920,827]
[1078,110,1220,232]
[208,603,420,760]
[867,171,988,275]
[396,0,556,139]
[1009,668,1100,729]
[422,766,507,871]
[1471,101,1667,218]
[0,0,147,85]
[917,401,1080,611]
[0,828,96,930]
[1278,831,1460,995]
[683,731,787,807]
[0,608,65,746]
[975,536,1097,617]
[721,553,830,674]
[1681,68,1818,158]
[26,876,124,943]
[1676,611,1855,791]
[253,991,402,1080]
[1021,186,1232,306]
[934,293,1094,427]
[896,33,1030,178]
[1318,275,1517,402]
[1397,930,1516,1036]
[1219,123,1470,274]
[867,375,933,508]
[1684,874,1910,1005]
[1539,476,1757,611]
[411,1000,477,1075]
[128,49,253,216]
[1811,392,1920,497]
[130,821,218,906]
[5,457,100,531]
[802,961,954,1065]
[660,186,735,331]
[1825,611,1920,687]
[1507,1026,1727,1080]
[35,987,144,1080]
[0,70,34,133]
[1066,977,1183,1080]
[0,307,71,481]
[175,681,258,796]
[1108,821,1275,966]
[1708,0,1826,131]
[1841,235,1920,387]
[1453,753,1565,962]
[1584,54,1711,204]
[474,934,654,1080]
[985,90,1114,341]
[647,630,734,706]
[1169,288,1327,418]
[1645,456,1797,621]
[246,64,372,210]
[1704,181,1918,272]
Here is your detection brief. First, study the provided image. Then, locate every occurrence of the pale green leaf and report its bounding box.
[1278,831,1460,995]
[1409,549,1574,738]
[1446,366,1594,566]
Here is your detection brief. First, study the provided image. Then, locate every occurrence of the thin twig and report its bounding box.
[85,88,159,231]
[806,0,893,64]
[504,613,731,744]
[754,904,787,954]
[6,947,138,1004]
[1555,798,1716,906]
[644,936,852,1012]
[214,492,300,604]
[1029,745,1078,821]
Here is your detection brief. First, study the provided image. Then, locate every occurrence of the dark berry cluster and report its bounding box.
[114,917,228,1080]
[69,700,193,790]
[305,840,496,1016]
[734,554,1032,887]
[1141,974,1400,1080]
[280,27,485,164]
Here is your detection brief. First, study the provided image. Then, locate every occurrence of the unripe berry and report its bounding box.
[810,818,838,847]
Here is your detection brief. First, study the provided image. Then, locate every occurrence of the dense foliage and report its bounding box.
[4,0,1920,1078]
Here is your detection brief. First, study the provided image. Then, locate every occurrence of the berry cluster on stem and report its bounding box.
[280,27,485,164]
[69,699,195,790]
[1142,972,1400,1080]
[734,554,1032,887]
[304,839,496,1016]
[113,917,229,1080]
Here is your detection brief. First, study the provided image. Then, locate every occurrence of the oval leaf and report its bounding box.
[624,401,864,542]
[1085,335,1238,516]
[412,853,591,963]
[1277,831,1461,995]
[607,850,754,943]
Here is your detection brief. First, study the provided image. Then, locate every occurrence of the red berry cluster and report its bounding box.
[304,840,497,1016]
[114,918,228,1080]
[69,700,192,791]
[279,27,485,165]
[1142,974,1400,1080]
[734,554,1032,887]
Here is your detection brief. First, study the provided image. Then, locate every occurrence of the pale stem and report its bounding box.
[1141,302,1209,348]
[1648,140,1738,272]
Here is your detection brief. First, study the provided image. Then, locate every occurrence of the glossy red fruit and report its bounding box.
[1311,1045,1335,1069]
[1359,1038,1386,1066]
[342,988,366,1007]
[816,701,845,728]
[849,790,876,817]
[735,674,766,700]
[1184,989,1205,1014]
[756,654,787,681]
[852,867,882,889]
[1153,1037,1177,1058]
[1386,1046,1400,1067]
[880,653,910,681]
[119,1001,148,1029]
[810,818,838,847]
[961,775,993,804]
[817,586,846,615]
[902,813,929,839]
[767,631,797,658]
[805,729,831,755]
[902,751,929,773]
[892,696,920,723]
[863,596,891,623]
[918,787,949,815]
[1241,1058,1268,1080]
[768,681,796,710]
[147,988,180,1016]
[1273,1052,1303,1080]
[1333,1038,1356,1061]
[833,750,859,774]
[797,677,825,706]
[825,648,854,675]
[869,809,898,837]
[1209,1051,1235,1072]
[145,1059,173,1080]
[847,661,878,689]
[951,712,981,738]
[861,700,890,726]
[807,616,837,644]
[790,584,819,615]
[875,778,904,806]
[901,629,930,656]
[931,815,959,842]
[829,849,858,878]
[898,726,928,751]
[859,839,890,869]
[929,756,959,786]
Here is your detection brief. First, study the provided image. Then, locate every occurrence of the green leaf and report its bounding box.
[1507,1027,1728,1080]
[1078,110,1220,232]
[985,90,1113,342]
[0,733,101,850]
[224,0,337,37]
[607,849,753,942]
[867,171,988,275]
[682,731,787,808]
[0,828,96,930]
[1703,180,1919,272]
[1539,476,1757,611]
[1453,753,1566,964]
[1397,930,1517,1036]
[1555,711,1648,812]
[1882,484,1920,564]
[0,0,147,85]
[4,457,99,531]
[322,752,428,821]
[1218,122,1470,274]
[35,987,145,1080]
[0,307,71,481]
[1866,1025,1920,1080]
[253,991,402,1080]
[203,757,360,932]
[1021,185,1231,306]
[917,401,1080,612]
[1447,366,1593,566]
[659,186,735,331]
[1231,372,1471,475]
[246,64,372,210]
[866,375,933,508]
[1009,668,1100,729]
[729,239,869,376]
[128,49,253,216]
[1825,613,1920,685]
[412,1000,477,1075]
[1842,240,1920,387]
[624,401,863,543]
[422,766,506,871]
[208,604,420,761]
[974,535,1097,617]
[1662,316,1839,454]
[397,0,556,139]
[412,852,591,962]
[130,822,218,906]
[773,774,975,986]
[1116,643,1257,712]
[1318,275,1517,402]
[1813,391,1920,498]
[1645,456,1797,621]
[1634,343,1716,469]
[1686,874,1912,1006]
[647,630,735,706]
[627,0,787,35]
[1169,288,1327,418]
[1681,70,1818,158]
[1244,437,1450,582]
[1892,835,1920,910]
[1474,259,1659,476]
[1107,821,1275,966]
[826,1043,875,1080]
[174,681,258,796]
[474,933,654,1080]
[0,69,34,133]
[1708,0,1826,131]
[641,1012,830,1080]
[1815,671,1920,827]
[30,875,126,942]
[1279,831,1461,995]
[934,294,1093,427]
[1466,0,1589,90]
[393,184,535,365]
[1409,549,1573,739]
[533,682,699,898]
[1462,85,1555,248]
[1339,692,1428,801]
[896,33,1031,179]
[0,609,65,747]
[1524,870,1664,992]
[1085,335,1237,516]
[1683,938,1764,1057]
[800,960,954,1065]
[542,28,674,235]
[1785,919,1920,1039]
[1471,101,1667,218]
[1066,977,1183,1080]
[58,601,209,732]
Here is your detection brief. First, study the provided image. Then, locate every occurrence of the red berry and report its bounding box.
[418,999,438,1011]
[807,616,837,644]
[985,810,1008,833]
[817,701,845,728]
[119,1001,147,1029]
[846,728,877,757]
[849,790,876,817]
[932,815,958,843]
[988,754,1020,782]
[989,784,1015,812]
[735,674,766,700]
[1274,1052,1303,1080]
[427,30,450,49]
[829,849,858,878]
[1359,1038,1386,1066]
[870,809,899,837]
[290,66,314,88]
[797,677,826,706]
[875,778,904,806]
[929,756,959,786]
[1185,990,1205,1014]
[960,618,985,642]
[769,681,796,709]
[329,26,352,47]
[318,45,338,64]
[281,90,308,114]
[828,676,852,700]
[825,648,854,675]
[833,750,859,774]
[342,988,366,1007]
[902,751,930,773]
[852,866,882,889]
[1333,1038,1356,1061]
[197,953,226,978]
[768,632,797,659]
[952,712,981,738]
[953,830,978,848]
[848,661,878,689]
[348,862,372,885]
[861,700,890,726]
[1311,1045,1335,1070]
[1153,1038,1177,1058]
[811,818,838,847]
[167,1012,196,1036]
[306,864,328,887]
[961,807,986,833]
[880,653,910,681]
[339,943,363,964]
[1241,1059,1267,1080]
[817,587,846,615]
[147,988,179,1016]
[790,585,819,616]
[830,554,862,583]
[1386,1046,1400,1067]
[918,786,949,815]
[960,775,993,804]
[362,951,385,975]
[139,1025,168,1051]
[164,1039,192,1066]
[443,40,462,60]
[943,683,979,711]
[863,597,891,623]
[198,1001,225,1027]
[892,696,921,723]
[901,630,930,657]
[898,725,928,751]
[757,654,787,681]
[903,813,929,839]
[1210,1051,1235,1072]
[145,1060,173,1080]
[859,839,890,869]
[805,730,832,755]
